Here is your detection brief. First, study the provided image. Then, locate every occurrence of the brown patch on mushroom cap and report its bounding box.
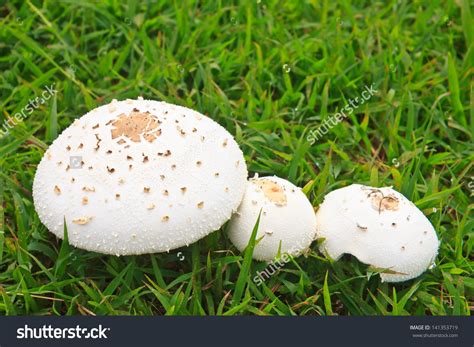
[73,216,92,225]
[252,178,288,206]
[197,201,204,209]
[54,185,61,195]
[82,197,89,205]
[366,189,400,212]
[110,109,162,143]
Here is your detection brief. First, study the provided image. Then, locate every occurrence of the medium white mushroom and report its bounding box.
[33,98,248,255]
[228,176,317,261]
[315,184,439,282]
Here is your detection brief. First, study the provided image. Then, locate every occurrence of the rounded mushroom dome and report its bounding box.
[33,98,248,255]
[316,184,439,282]
[228,176,317,261]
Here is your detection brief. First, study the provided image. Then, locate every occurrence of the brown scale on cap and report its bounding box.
[73,216,93,225]
[115,194,121,200]
[222,139,228,147]
[66,145,71,151]
[106,150,113,154]
[143,156,149,163]
[160,175,165,180]
[171,164,176,170]
[365,189,400,213]
[82,186,96,192]
[163,190,169,196]
[147,203,155,210]
[82,197,89,205]
[180,187,187,194]
[107,166,115,173]
[127,155,133,160]
[197,201,204,209]
[162,215,170,222]
[144,187,150,193]
[78,143,84,149]
[94,134,102,150]
[111,109,162,143]
[54,185,61,195]
[196,160,202,167]
[117,139,126,145]
[252,179,288,206]
[92,124,99,129]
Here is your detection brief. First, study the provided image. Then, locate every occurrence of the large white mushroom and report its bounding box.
[33,98,248,255]
[228,176,317,261]
[315,184,439,282]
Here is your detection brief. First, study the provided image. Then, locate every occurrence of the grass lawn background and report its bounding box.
[0,0,472,316]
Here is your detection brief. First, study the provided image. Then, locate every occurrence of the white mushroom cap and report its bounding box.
[228,176,317,261]
[316,184,439,282]
[33,98,248,255]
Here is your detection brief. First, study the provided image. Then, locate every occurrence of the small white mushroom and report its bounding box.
[315,184,439,282]
[228,176,317,261]
[32,98,248,255]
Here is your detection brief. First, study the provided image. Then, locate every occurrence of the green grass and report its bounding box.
[0,0,473,316]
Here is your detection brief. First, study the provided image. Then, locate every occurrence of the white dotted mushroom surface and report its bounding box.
[315,184,439,282]
[33,98,248,255]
